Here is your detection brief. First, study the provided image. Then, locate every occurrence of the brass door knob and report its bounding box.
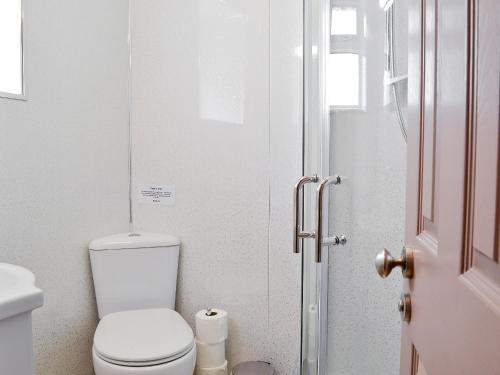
[375,247,414,279]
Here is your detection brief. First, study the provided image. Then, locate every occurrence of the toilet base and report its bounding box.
[93,344,196,375]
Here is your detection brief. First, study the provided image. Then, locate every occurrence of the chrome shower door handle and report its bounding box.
[293,175,319,254]
[315,176,343,262]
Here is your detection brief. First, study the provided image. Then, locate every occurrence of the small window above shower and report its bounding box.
[327,53,360,107]
[331,7,357,35]
[0,0,25,100]
[328,2,365,110]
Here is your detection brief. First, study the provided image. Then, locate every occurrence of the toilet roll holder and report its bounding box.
[205,308,217,317]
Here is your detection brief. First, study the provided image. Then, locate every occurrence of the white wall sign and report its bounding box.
[138,184,175,206]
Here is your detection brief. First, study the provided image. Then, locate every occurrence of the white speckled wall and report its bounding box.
[130,0,303,372]
[130,0,271,368]
[2,0,303,373]
[0,0,130,374]
[269,0,304,373]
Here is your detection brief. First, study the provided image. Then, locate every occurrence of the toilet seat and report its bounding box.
[92,344,197,375]
[94,308,194,367]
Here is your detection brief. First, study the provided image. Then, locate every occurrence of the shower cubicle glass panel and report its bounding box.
[301,0,408,374]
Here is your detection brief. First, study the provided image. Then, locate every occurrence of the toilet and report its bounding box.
[89,232,196,375]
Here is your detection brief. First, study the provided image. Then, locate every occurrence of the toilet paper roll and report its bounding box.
[196,339,226,368]
[195,309,228,344]
[196,360,228,375]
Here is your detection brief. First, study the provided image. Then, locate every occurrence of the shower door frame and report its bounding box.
[301,0,332,373]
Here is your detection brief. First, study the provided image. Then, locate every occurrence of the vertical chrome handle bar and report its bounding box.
[315,176,342,262]
[293,175,319,254]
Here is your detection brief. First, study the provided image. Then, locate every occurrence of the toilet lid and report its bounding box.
[94,308,194,366]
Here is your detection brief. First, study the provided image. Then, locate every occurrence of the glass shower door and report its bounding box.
[301,0,408,374]
[300,0,330,373]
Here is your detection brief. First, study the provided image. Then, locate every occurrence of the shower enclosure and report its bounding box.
[298,0,408,374]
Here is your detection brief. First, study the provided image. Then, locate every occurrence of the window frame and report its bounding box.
[0,0,26,101]
[328,1,366,112]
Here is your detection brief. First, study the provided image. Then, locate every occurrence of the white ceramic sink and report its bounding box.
[0,263,43,319]
[0,263,43,375]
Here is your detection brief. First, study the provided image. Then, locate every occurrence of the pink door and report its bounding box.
[401,0,500,373]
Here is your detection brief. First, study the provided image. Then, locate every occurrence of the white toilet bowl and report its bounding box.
[92,308,196,375]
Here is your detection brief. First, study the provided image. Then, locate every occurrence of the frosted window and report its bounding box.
[0,0,23,96]
[331,7,357,35]
[327,53,359,107]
